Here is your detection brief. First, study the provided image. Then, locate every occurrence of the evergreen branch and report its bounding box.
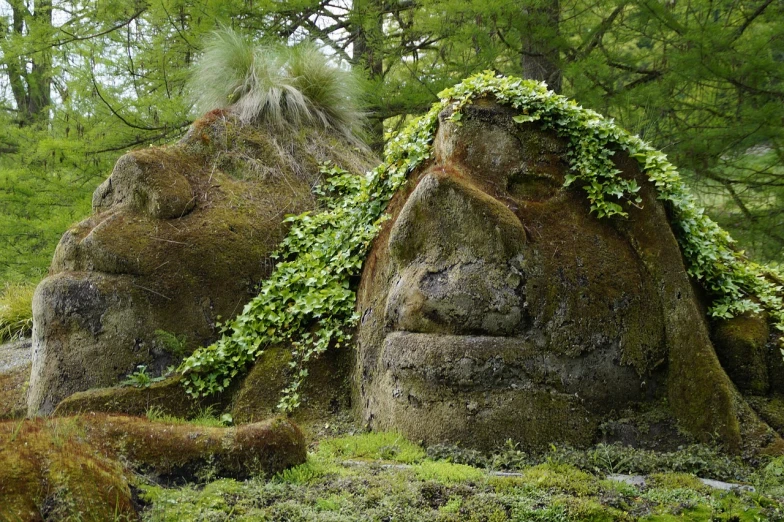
[571,3,628,61]
[57,8,147,45]
[160,3,197,51]
[86,124,191,155]
[88,65,177,132]
[734,0,775,40]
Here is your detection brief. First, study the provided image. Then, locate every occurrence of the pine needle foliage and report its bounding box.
[188,29,364,138]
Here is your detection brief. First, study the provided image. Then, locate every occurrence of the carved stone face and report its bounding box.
[28,114,375,415]
[354,99,782,451]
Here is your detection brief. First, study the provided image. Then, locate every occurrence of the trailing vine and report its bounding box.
[180,71,784,409]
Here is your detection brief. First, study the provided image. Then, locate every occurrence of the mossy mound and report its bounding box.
[0,416,137,522]
[712,312,771,395]
[231,341,353,424]
[51,340,353,426]
[28,110,377,416]
[83,415,306,481]
[0,415,306,521]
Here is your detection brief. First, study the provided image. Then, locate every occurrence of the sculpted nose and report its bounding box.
[51,150,197,275]
[92,150,195,219]
[385,168,529,336]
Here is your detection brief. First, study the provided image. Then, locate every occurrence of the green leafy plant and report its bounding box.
[188,28,364,138]
[0,282,36,341]
[154,329,188,358]
[122,365,167,389]
[181,71,784,410]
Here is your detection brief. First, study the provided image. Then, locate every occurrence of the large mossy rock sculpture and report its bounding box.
[27,111,376,415]
[354,97,784,454]
[24,71,784,459]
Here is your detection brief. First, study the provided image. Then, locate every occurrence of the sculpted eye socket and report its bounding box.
[506,170,561,201]
[435,103,567,203]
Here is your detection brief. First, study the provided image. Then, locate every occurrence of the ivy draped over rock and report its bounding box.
[180,71,784,409]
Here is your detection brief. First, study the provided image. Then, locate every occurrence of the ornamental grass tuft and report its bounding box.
[188,28,364,139]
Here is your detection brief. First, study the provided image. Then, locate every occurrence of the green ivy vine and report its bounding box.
[180,71,784,409]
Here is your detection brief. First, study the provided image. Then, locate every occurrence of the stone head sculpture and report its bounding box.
[28,33,375,416]
[27,113,375,415]
[354,79,784,454]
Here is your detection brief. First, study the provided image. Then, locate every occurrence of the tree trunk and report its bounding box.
[27,0,53,123]
[3,0,53,126]
[351,0,385,152]
[520,0,562,93]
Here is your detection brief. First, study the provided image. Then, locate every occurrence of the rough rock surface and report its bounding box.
[24,93,784,458]
[0,338,31,419]
[354,98,784,453]
[28,112,376,415]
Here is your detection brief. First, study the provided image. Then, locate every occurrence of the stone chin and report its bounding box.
[29,272,165,415]
[354,99,782,452]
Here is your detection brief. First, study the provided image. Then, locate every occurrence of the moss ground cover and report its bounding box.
[140,430,784,521]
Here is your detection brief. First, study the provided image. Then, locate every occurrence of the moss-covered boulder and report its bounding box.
[0,415,305,521]
[712,312,770,395]
[354,98,783,454]
[52,340,352,427]
[28,111,376,415]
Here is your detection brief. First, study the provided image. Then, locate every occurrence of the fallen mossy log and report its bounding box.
[0,415,306,521]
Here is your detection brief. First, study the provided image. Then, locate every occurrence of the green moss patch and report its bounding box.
[0,417,136,522]
[318,431,426,464]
